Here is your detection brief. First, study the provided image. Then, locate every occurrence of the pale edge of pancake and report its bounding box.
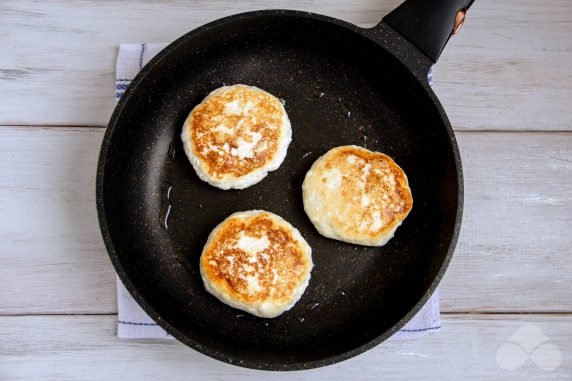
[199,210,313,318]
[181,85,292,190]
[302,145,412,247]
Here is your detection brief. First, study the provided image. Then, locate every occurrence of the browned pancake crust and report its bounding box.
[189,86,284,178]
[201,212,310,305]
[310,146,413,240]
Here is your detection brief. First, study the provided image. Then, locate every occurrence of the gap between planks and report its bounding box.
[3,311,572,317]
[2,125,572,134]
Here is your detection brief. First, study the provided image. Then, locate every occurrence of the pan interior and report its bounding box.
[102,14,459,368]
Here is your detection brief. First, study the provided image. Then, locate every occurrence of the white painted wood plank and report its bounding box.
[0,127,116,314]
[1,0,571,130]
[0,127,571,314]
[434,0,572,131]
[0,0,396,127]
[1,314,570,379]
[441,132,572,312]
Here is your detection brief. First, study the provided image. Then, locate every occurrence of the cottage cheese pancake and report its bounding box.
[181,84,291,189]
[302,145,413,246]
[200,210,313,318]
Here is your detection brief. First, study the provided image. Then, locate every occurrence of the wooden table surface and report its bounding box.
[1,0,571,379]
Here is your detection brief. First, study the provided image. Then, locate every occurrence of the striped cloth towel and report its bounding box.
[115,43,441,340]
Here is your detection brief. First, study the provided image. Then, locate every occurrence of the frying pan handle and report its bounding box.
[383,0,475,63]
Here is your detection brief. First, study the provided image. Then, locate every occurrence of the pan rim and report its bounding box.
[96,9,464,371]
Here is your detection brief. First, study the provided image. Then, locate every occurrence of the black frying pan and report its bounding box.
[97,0,473,370]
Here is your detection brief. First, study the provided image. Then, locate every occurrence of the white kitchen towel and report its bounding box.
[115,43,440,340]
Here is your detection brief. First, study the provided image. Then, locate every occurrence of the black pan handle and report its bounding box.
[383,0,475,63]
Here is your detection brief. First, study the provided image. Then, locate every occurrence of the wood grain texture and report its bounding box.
[1,314,570,380]
[442,132,572,312]
[0,127,570,314]
[434,0,572,131]
[1,0,571,130]
[0,127,116,314]
[0,0,396,127]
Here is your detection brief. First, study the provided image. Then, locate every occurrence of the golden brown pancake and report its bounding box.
[181,85,291,189]
[200,210,312,317]
[302,145,413,246]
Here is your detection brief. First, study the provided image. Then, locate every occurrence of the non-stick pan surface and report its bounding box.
[97,10,463,370]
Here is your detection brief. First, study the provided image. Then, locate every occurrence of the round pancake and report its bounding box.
[302,145,413,246]
[181,84,291,190]
[200,210,313,318]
